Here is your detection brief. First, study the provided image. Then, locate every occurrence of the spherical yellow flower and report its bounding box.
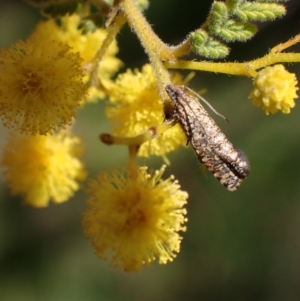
[29,15,123,102]
[105,64,187,157]
[1,131,86,208]
[0,39,86,135]
[250,64,298,115]
[82,165,188,272]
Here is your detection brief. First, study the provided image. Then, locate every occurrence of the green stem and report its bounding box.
[165,52,300,77]
[93,12,126,67]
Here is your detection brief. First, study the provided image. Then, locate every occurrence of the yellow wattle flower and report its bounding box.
[0,39,86,135]
[250,64,298,115]
[1,131,86,208]
[82,165,188,272]
[29,15,123,102]
[105,64,187,157]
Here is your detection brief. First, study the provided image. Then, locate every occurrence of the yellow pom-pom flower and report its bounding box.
[1,131,86,208]
[0,40,86,135]
[82,165,188,272]
[29,15,123,102]
[250,64,298,115]
[105,64,187,157]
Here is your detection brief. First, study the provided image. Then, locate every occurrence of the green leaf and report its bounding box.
[234,2,286,22]
[190,30,230,59]
[210,1,229,24]
[26,0,51,3]
[226,0,244,12]
[76,12,106,34]
[101,0,114,5]
[211,19,257,42]
[25,0,87,17]
[135,0,149,11]
[259,0,289,2]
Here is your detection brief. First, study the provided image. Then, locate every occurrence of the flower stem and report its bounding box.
[128,145,139,181]
[100,126,158,146]
[170,37,191,58]
[119,0,173,100]
[165,52,300,78]
[85,12,126,87]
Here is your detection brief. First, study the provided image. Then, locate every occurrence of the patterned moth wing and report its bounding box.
[165,84,250,191]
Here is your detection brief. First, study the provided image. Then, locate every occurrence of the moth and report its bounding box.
[165,84,250,191]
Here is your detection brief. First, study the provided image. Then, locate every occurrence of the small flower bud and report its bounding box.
[250,64,298,115]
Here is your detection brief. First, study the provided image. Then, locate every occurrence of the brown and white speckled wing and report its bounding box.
[165,84,250,191]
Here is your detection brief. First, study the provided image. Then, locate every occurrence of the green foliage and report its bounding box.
[226,0,244,11]
[210,1,229,22]
[26,0,148,17]
[211,19,257,41]
[190,29,229,59]
[209,2,257,42]
[25,0,87,17]
[234,2,286,22]
[136,0,149,10]
[77,15,104,34]
[190,0,289,59]
[101,0,114,5]
[260,0,289,2]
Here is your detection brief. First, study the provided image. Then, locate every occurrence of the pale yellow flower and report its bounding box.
[250,64,298,114]
[82,165,188,272]
[105,64,187,157]
[0,39,86,135]
[1,131,86,207]
[29,15,123,102]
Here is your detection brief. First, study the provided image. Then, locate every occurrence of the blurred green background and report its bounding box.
[1,1,300,300]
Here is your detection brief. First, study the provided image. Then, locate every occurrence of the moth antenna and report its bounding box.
[184,86,229,123]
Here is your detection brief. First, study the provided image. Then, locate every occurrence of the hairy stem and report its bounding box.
[119,0,173,100]
[165,52,300,77]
